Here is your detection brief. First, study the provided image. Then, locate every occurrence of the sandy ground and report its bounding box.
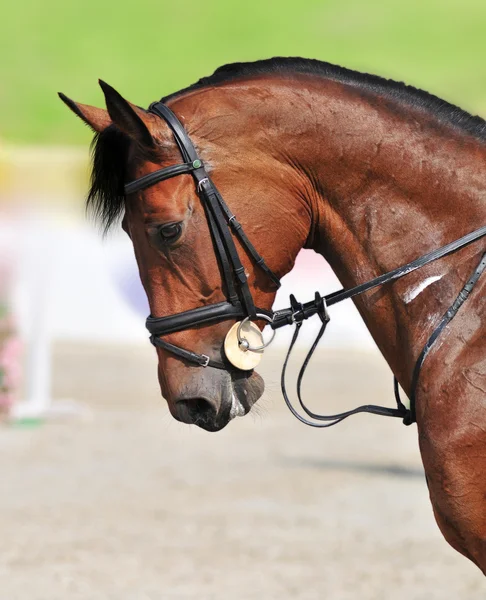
[1,343,485,600]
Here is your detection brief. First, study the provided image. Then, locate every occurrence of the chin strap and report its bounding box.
[150,335,229,370]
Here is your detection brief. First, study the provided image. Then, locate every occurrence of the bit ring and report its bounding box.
[237,313,276,352]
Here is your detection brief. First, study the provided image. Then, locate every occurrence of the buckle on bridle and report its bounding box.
[200,354,210,367]
[197,177,209,192]
[287,293,330,325]
[289,294,304,324]
[314,292,330,323]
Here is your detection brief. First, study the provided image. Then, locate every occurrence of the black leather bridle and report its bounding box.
[125,102,281,370]
[125,101,486,426]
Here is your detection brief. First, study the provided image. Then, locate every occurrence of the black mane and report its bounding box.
[164,57,486,141]
[89,57,486,230]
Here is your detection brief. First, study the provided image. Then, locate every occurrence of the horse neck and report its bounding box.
[258,77,486,386]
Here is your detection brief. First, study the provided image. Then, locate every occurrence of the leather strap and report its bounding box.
[281,250,486,428]
[279,295,408,427]
[123,101,281,370]
[398,251,486,425]
[210,183,281,288]
[150,103,201,165]
[199,179,258,319]
[205,208,240,305]
[150,335,228,370]
[272,225,486,330]
[122,99,272,366]
[146,301,247,336]
[124,163,196,195]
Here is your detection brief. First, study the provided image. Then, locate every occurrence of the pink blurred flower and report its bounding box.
[0,336,22,387]
[0,326,22,413]
[0,391,14,409]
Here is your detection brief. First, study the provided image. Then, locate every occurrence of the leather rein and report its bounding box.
[125,101,486,427]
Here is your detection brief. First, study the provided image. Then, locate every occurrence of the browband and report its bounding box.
[124,162,198,195]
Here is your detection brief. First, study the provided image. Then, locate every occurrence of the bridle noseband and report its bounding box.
[125,101,486,427]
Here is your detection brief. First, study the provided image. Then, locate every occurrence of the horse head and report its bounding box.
[60,79,310,431]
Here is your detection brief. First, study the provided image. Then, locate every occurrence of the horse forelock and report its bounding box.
[88,57,486,234]
[87,124,130,233]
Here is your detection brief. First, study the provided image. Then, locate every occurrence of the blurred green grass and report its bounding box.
[1,0,486,144]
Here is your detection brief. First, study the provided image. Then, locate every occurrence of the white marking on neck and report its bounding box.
[404,275,442,304]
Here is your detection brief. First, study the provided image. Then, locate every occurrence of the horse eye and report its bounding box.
[159,222,183,243]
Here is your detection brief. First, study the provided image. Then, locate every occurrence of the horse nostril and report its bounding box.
[176,397,216,424]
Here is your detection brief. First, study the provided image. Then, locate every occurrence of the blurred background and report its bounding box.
[1,0,486,597]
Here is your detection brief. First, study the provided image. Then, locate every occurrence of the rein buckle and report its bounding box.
[197,177,209,192]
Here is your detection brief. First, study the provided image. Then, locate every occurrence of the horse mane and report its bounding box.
[89,57,486,230]
[164,57,486,141]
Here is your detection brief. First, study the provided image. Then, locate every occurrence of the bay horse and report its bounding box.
[60,58,486,572]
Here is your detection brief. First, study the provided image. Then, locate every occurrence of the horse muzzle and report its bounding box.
[172,370,264,432]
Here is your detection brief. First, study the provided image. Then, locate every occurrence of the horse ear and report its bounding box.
[58,93,112,133]
[98,80,155,148]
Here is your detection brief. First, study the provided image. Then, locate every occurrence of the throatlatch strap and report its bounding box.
[211,184,281,288]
